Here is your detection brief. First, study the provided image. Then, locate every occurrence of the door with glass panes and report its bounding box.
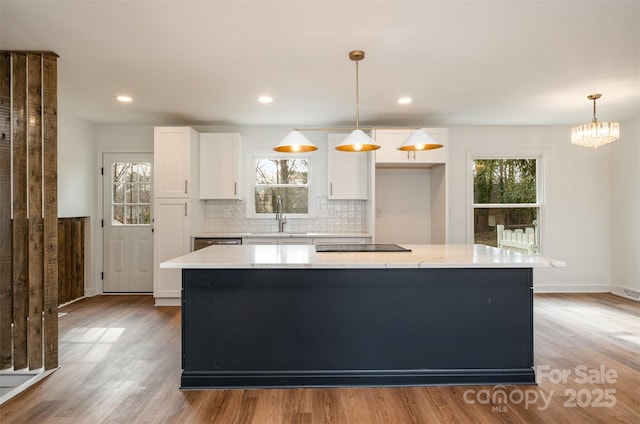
[102,153,153,292]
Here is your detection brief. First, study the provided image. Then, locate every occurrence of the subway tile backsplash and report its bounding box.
[204,197,367,234]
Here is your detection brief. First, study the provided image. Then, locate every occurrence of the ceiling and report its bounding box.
[1,0,639,128]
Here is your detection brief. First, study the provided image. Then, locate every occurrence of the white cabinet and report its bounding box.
[373,128,447,166]
[199,133,242,199]
[243,237,278,245]
[153,198,190,300]
[154,127,199,198]
[153,126,200,305]
[328,134,370,199]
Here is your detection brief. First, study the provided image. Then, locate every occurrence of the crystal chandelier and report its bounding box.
[571,94,620,148]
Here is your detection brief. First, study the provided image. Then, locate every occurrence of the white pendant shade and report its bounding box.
[397,129,443,151]
[273,130,318,153]
[335,129,380,152]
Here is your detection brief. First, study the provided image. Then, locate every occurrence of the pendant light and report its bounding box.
[334,50,380,152]
[571,94,620,148]
[397,128,443,151]
[273,130,318,153]
[275,49,445,153]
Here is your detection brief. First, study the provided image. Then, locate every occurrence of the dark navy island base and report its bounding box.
[180,267,534,389]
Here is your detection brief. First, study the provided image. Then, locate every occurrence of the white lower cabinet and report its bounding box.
[153,198,190,302]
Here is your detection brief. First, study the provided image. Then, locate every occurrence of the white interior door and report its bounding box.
[103,153,153,293]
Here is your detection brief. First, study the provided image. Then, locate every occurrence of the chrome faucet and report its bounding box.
[275,195,286,232]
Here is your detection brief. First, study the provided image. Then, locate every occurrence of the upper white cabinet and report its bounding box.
[199,133,242,200]
[154,127,199,198]
[373,128,448,165]
[328,134,370,199]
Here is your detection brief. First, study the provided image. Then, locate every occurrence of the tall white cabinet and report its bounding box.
[153,127,200,305]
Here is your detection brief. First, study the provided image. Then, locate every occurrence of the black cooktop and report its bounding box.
[315,244,411,252]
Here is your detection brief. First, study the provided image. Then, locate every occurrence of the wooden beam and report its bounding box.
[42,53,58,370]
[0,52,11,370]
[27,53,44,370]
[11,52,28,370]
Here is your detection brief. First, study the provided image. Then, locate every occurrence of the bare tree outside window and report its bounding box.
[254,159,309,214]
[112,162,151,225]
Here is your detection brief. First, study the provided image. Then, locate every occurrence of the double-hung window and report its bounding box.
[471,156,542,254]
[253,158,310,216]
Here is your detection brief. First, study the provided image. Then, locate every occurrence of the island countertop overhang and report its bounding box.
[161,244,565,269]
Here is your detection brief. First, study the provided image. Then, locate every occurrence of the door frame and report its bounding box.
[101,152,154,294]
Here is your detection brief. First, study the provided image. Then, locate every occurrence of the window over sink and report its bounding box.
[253,158,310,216]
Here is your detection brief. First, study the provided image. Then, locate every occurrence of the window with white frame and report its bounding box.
[472,157,542,254]
[254,158,309,215]
[110,162,151,225]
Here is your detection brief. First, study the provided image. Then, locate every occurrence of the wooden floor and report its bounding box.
[0,293,638,423]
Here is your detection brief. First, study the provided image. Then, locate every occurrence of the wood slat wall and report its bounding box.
[58,218,85,305]
[0,51,58,371]
[0,53,11,370]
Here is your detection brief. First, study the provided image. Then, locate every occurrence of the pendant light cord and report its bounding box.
[592,97,598,123]
[355,59,360,129]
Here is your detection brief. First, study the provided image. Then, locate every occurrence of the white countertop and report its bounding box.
[161,244,565,269]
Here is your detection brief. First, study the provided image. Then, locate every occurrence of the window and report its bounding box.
[254,158,309,215]
[472,157,541,253]
[111,162,151,225]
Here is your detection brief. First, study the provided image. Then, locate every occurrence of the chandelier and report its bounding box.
[570,94,620,148]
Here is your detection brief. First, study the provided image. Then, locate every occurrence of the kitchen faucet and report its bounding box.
[275,195,286,233]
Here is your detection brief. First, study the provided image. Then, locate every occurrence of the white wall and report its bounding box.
[448,126,611,292]
[58,113,95,217]
[57,111,97,296]
[610,116,640,299]
[84,123,635,295]
[90,125,156,295]
[375,168,432,244]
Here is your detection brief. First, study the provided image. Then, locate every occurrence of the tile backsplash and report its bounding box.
[204,197,367,234]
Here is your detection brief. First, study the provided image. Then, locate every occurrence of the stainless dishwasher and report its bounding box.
[193,237,242,251]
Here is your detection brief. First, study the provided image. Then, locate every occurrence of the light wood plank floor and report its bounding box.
[0,293,638,423]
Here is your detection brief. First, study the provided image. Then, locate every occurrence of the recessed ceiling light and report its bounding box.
[258,96,273,104]
[398,97,412,105]
[117,95,133,103]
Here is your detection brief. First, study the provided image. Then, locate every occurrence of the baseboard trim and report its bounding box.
[154,297,180,307]
[611,286,640,301]
[533,284,610,293]
[0,367,59,405]
[181,368,537,389]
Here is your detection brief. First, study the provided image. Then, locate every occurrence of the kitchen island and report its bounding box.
[161,244,563,389]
